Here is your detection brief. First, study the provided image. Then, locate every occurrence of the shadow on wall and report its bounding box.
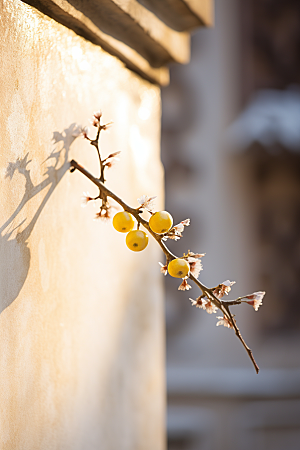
[0,124,78,314]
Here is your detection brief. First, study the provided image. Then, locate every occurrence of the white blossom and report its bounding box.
[189,296,207,309]
[137,195,156,212]
[188,259,203,279]
[162,219,190,241]
[178,278,192,291]
[245,291,265,311]
[205,301,218,314]
[159,262,168,276]
[216,316,233,329]
[213,280,236,299]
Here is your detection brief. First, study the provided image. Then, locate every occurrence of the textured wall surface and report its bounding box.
[0,1,165,449]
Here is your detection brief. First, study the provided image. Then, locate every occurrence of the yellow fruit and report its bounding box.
[126,230,148,252]
[149,211,173,234]
[113,211,135,233]
[168,258,190,278]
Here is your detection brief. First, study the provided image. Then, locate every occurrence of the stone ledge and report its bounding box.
[138,0,213,31]
[23,0,213,85]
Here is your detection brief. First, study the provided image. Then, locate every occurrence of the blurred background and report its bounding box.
[161,0,300,449]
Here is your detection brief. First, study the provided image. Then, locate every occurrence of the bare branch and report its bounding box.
[70,159,260,373]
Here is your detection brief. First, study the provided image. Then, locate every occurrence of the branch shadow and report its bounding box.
[0,123,79,314]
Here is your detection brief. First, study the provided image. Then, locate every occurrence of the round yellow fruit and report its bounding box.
[126,230,148,252]
[149,211,173,234]
[168,258,190,278]
[113,211,135,233]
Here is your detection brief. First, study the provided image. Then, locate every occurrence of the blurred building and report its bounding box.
[162,0,300,449]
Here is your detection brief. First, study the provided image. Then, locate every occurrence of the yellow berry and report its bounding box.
[168,258,190,278]
[113,211,135,233]
[149,211,173,234]
[126,230,148,252]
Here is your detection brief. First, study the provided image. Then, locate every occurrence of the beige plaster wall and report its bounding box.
[0,1,165,449]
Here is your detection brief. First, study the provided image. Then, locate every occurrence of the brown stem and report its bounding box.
[90,139,105,182]
[70,159,260,373]
[223,304,260,374]
[90,121,107,182]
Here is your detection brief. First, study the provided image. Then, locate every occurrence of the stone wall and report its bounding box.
[0,1,165,448]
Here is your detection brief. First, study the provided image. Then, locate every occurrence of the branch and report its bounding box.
[70,159,260,373]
